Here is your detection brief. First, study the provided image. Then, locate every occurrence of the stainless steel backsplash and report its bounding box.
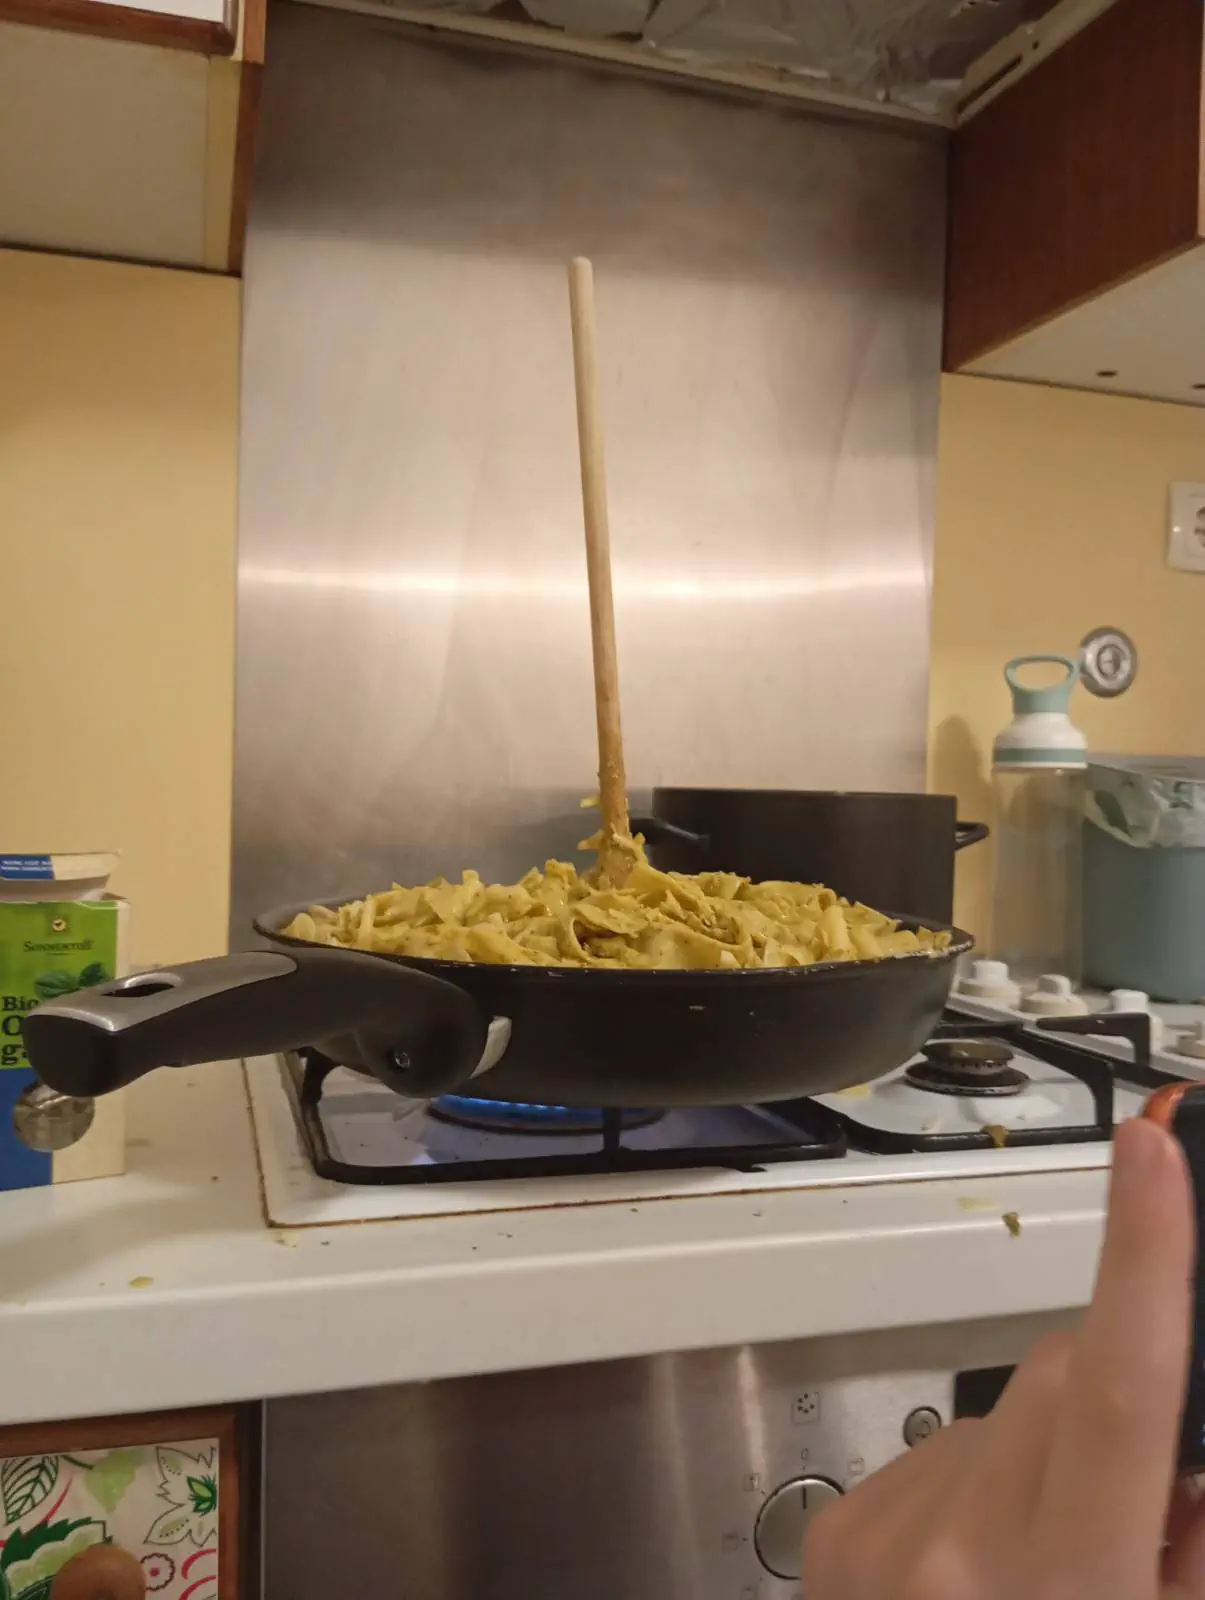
[234,1,945,931]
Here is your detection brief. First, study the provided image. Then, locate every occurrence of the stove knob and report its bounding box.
[1019,975,1089,1018]
[1107,989,1165,1049]
[903,1406,943,1447]
[1177,1022,1205,1060]
[956,960,1020,1007]
[754,1476,842,1580]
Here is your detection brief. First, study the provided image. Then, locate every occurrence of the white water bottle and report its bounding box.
[991,655,1086,992]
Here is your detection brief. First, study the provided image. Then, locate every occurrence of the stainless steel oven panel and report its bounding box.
[264,1313,1067,1598]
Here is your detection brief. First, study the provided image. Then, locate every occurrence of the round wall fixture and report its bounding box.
[1080,626,1137,698]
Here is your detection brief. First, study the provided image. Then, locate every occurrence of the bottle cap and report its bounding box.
[993,656,1087,772]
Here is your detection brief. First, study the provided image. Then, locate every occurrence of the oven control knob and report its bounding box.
[956,959,1020,1007]
[1019,974,1088,1018]
[1105,990,1165,1049]
[903,1406,943,1447]
[1178,1021,1205,1060]
[754,1476,842,1580]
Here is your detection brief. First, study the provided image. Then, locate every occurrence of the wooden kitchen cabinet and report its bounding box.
[0,1406,257,1599]
[945,0,1205,407]
[0,0,265,272]
[0,0,240,56]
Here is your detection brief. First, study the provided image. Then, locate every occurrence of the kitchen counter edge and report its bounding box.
[0,1061,1107,1425]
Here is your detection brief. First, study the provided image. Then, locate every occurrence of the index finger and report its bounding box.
[1038,1116,1194,1583]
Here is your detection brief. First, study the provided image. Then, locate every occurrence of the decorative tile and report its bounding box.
[0,1436,220,1599]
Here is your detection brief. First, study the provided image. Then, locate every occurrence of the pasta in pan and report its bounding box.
[281,837,951,971]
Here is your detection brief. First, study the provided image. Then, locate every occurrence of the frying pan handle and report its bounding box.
[630,814,710,852]
[21,948,491,1101]
[955,821,989,850]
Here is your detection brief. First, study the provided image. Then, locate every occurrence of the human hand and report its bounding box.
[804,1116,1204,1598]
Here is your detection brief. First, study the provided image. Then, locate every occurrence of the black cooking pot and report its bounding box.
[21,899,973,1109]
[633,790,988,926]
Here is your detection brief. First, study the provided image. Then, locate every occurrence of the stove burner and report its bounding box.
[905,1039,1031,1098]
[429,1096,663,1136]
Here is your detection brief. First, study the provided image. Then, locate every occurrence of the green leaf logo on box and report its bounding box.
[0,904,119,1069]
[31,964,110,1002]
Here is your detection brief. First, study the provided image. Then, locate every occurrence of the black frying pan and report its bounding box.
[22,897,973,1108]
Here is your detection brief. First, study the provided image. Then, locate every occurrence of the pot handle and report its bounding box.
[630,814,710,852]
[955,821,990,850]
[21,948,491,1101]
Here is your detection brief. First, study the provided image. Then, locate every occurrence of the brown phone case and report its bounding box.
[1141,1082,1205,1473]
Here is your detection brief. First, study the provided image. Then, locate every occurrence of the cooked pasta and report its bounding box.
[281,837,950,971]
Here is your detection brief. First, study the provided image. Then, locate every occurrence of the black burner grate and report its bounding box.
[828,1010,1155,1156]
[285,1009,1159,1185]
[290,1051,849,1185]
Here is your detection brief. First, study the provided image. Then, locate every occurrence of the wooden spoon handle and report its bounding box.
[567,256,630,881]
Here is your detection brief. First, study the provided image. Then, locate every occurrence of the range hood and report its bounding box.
[289,0,1114,123]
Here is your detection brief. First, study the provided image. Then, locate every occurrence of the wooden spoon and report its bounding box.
[567,256,633,887]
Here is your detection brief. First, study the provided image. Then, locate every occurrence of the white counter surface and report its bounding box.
[0,1063,1108,1425]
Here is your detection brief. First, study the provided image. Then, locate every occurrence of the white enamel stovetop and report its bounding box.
[245,988,1205,1227]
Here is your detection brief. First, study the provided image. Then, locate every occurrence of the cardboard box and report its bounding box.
[0,855,128,1189]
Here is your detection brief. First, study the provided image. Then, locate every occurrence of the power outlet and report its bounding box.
[792,1391,821,1425]
[1168,482,1205,573]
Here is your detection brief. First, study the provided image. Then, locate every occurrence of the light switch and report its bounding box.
[1168,483,1205,573]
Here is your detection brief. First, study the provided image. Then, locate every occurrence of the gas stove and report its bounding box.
[245,1002,1205,1228]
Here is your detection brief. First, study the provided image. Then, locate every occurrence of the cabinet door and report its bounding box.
[0,1407,254,1599]
[945,0,1205,384]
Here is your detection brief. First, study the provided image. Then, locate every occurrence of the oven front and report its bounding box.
[263,1315,1061,1599]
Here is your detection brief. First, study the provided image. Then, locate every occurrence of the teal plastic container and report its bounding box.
[991,655,1086,991]
[1083,758,1205,1002]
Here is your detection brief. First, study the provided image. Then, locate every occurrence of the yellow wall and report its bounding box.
[931,374,1205,943]
[0,249,238,967]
